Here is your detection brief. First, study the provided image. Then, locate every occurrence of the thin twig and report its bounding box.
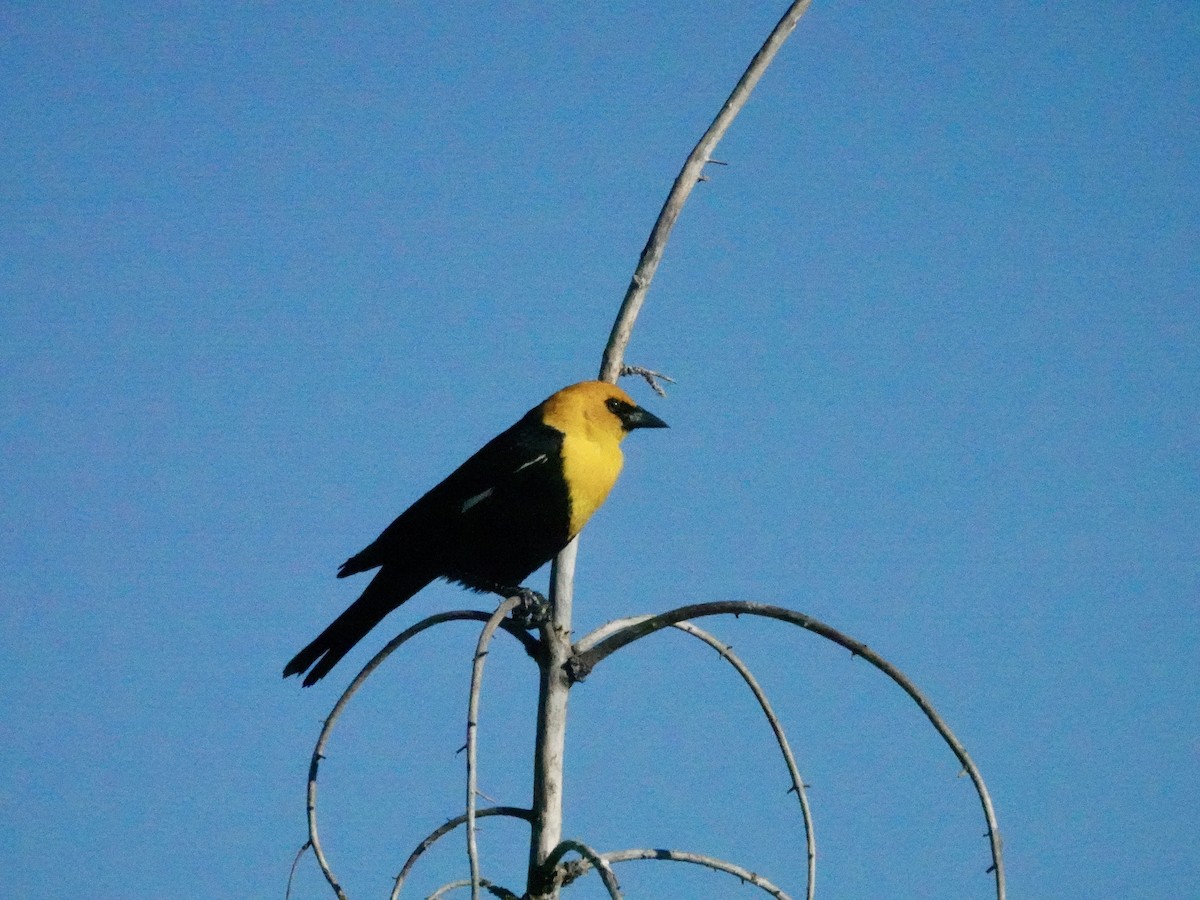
[391,807,532,900]
[598,0,814,383]
[572,601,1005,900]
[306,610,539,900]
[286,841,312,900]
[426,878,519,900]
[566,848,791,899]
[541,839,622,899]
[618,365,676,397]
[466,598,522,900]
[671,621,816,900]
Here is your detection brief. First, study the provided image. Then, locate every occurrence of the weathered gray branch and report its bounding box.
[466,598,522,900]
[564,847,791,899]
[541,839,622,899]
[572,601,1006,900]
[306,610,539,900]
[391,807,532,900]
[671,621,816,900]
[598,0,814,382]
[525,544,578,899]
[426,878,519,900]
[286,841,311,900]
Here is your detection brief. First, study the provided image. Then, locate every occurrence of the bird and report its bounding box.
[283,380,668,686]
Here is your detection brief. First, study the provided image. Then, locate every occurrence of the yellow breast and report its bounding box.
[559,429,624,536]
[537,380,636,536]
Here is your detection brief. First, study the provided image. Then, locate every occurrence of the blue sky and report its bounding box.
[2,3,1196,898]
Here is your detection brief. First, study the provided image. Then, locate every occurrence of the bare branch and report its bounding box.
[567,848,791,899]
[573,614,653,649]
[618,365,676,397]
[306,609,539,900]
[571,601,1005,900]
[598,0,814,383]
[541,839,622,899]
[286,841,311,900]
[391,807,532,900]
[426,879,520,900]
[671,621,815,900]
[466,598,522,900]
[525,541,578,899]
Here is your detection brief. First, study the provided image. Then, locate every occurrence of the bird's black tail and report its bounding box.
[283,566,434,687]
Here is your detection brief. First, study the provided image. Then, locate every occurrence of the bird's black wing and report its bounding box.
[336,412,569,584]
[285,417,567,687]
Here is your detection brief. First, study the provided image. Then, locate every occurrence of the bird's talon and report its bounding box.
[510,588,551,628]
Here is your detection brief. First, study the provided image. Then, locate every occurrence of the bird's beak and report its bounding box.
[621,406,669,431]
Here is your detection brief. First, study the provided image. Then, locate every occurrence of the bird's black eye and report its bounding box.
[605,397,626,415]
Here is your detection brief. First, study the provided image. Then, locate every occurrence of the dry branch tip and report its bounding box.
[619,365,676,397]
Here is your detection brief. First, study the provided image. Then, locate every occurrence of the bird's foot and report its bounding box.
[508,587,551,629]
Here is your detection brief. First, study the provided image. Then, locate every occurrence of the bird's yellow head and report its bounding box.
[537,381,668,536]
[538,381,669,444]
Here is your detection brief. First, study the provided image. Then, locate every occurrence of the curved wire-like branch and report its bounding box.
[427,878,520,900]
[307,609,540,900]
[541,839,622,899]
[286,840,311,900]
[564,847,791,899]
[390,807,532,900]
[466,598,522,900]
[670,621,815,900]
[598,0,814,382]
[571,601,1005,900]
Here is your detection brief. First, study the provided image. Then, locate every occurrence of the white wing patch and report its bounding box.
[460,454,547,514]
[461,488,494,513]
[515,453,548,473]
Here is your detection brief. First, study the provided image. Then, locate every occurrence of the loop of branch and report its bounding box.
[391,807,532,900]
[426,878,519,900]
[670,621,815,900]
[572,600,1005,900]
[466,598,523,900]
[306,609,539,900]
[566,847,791,899]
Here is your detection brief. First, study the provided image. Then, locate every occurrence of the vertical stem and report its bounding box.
[526,537,578,899]
[525,5,814,895]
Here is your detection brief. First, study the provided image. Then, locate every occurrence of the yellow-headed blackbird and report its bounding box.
[284,381,667,685]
